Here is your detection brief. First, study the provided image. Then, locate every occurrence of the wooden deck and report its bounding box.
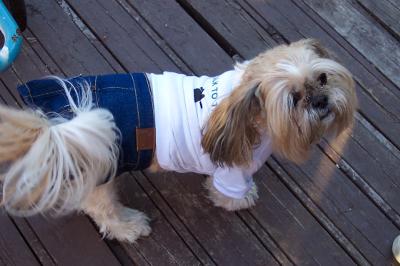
[0,0,399,265]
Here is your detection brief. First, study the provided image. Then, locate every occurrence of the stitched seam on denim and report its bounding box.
[130,74,141,128]
[130,73,140,169]
[94,76,99,107]
[28,86,136,99]
[25,83,34,104]
[144,74,156,154]
[94,87,135,90]
[29,87,91,98]
[145,74,154,111]
[30,91,64,98]
[22,95,30,104]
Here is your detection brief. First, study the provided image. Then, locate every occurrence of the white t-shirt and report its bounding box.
[149,70,272,199]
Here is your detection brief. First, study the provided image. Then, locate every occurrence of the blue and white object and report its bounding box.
[0,0,22,72]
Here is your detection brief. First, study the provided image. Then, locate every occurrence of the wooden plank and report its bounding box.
[132,172,216,265]
[386,0,400,8]
[177,0,277,58]
[0,80,19,108]
[300,0,400,89]
[124,0,234,74]
[0,215,40,266]
[113,0,191,74]
[11,218,56,266]
[145,171,279,266]
[276,146,398,265]
[319,126,400,230]
[322,119,400,213]
[356,0,400,39]
[251,166,356,265]
[235,211,294,265]
[65,0,179,73]
[0,68,25,106]
[55,0,125,74]
[25,0,113,75]
[26,216,121,266]
[266,158,370,265]
[119,172,209,265]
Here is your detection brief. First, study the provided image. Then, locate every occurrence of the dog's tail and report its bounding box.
[0,78,119,216]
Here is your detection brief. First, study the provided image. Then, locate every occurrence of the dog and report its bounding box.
[0,39,357,242]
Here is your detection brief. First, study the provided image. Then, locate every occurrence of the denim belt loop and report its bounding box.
[130,73,155,170]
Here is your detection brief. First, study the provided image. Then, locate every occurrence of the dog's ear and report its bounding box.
[201,82,261,167]
[293,39,331,58]
[305,39,331,58]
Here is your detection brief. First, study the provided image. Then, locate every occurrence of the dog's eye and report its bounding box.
[318,73,327,86]
[291,91,302,106]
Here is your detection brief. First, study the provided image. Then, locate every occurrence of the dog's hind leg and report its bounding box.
[80,180,151,243]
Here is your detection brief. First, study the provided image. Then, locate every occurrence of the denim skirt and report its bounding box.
[17,73,155,174]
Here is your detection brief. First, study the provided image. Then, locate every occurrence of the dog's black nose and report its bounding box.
[311,95,328,109]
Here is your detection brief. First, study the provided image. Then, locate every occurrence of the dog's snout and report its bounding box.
[311,95,328,109]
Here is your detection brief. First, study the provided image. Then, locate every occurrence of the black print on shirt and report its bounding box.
[194,87,205,109]
[211,77,218,107]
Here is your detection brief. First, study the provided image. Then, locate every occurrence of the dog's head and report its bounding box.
[202,39,357,166]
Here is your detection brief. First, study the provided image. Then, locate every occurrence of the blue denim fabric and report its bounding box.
[17,73,155,174]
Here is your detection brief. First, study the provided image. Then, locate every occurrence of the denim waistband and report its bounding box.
[17,73,155,175]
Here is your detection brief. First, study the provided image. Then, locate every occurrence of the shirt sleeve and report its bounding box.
[212,133,272,199]
[213,166,254,199]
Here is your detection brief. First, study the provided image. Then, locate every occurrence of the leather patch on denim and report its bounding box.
[136,128,155,151]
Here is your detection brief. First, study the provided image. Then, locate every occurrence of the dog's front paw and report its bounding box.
[99,207,151,243]
[204,176,258,211]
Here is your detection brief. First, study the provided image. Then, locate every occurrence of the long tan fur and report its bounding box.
[201,77,262,167]
[202,39,357,165]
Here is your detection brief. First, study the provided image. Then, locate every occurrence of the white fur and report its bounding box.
[1,78,120,216]
[204,176,258,211]
[80,181,151,242]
